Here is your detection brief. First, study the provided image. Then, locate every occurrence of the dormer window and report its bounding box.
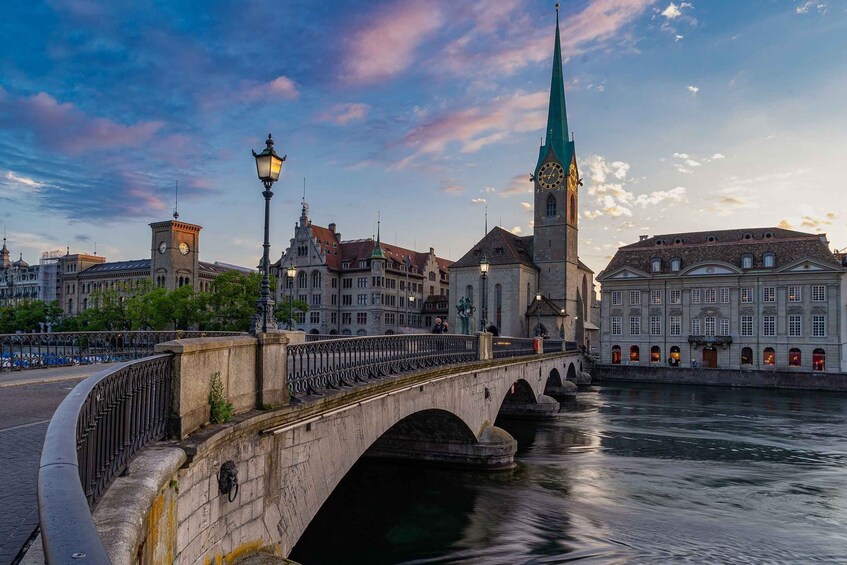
[670,258,681,272]
[674,238,683,244]
[763,252,775,268]
[651,258,662,273]
[655,239,665,246]
[707,235,717,243]
[742,254,753,269]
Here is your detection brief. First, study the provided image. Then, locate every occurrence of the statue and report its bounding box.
[456,296,475,335]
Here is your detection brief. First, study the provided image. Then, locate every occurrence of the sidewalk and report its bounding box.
[0,364,105,388]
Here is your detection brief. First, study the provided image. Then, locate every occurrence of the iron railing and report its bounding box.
[0,330,243,372]
[38,354,173,564]
[545,339,564,351]
[493,337,537,358]
[288,334,479,397]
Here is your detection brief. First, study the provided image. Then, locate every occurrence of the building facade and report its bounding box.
[596,228,845,373]
[0,238,42,308]
[449,9,596,343]
[271,203,451,335]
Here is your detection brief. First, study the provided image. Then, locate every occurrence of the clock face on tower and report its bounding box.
[158,242,166,254]
[568,162,579,192]
[537,162,565,190]
[179,242,190,255]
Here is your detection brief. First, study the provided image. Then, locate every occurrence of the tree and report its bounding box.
[275,298,309,329]
[203,271,280,331]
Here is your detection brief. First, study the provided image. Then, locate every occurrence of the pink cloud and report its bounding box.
[344,2,443,84]
[317,103,370,125]
[241,75,299,102]
[0,92,164,155]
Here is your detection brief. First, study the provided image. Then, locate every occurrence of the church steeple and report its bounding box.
[0,237,9,270]
[371,213,385,259]
[536,3,573,172]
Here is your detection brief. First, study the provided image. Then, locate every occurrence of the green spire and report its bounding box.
[536,4,573,172]
[371,214,385,259]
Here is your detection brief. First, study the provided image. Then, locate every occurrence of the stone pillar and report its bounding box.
[498,394,559,420]
[256,332,289,408]
[478,331,493,361]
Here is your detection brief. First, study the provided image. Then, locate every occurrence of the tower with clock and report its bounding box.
[150,216,202,291]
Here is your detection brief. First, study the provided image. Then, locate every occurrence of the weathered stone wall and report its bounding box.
[593,363,847,391]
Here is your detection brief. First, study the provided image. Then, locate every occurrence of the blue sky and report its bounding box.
[1,0,845,274]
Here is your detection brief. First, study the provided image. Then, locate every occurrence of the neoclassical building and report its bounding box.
[271,203,452,335]
[596,227,845,372]
[449,8,597,343]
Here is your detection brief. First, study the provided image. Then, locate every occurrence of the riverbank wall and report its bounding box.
[591,364,847,392]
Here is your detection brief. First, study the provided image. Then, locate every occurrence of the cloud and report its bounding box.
[661,3,683,19]
[779,213,835,232]
[509,226,523,235]
[711,153,726,159]
[796,1,828,15]
[267,76,299,99]
[632,186,686,206]
[687,85,699,95]
[778,219,793,229]
[317,103,370,125]
[673,152,690,159]
[344,2,443,84]
[520,202,532,211]
[470,198,487,205]
[498,174,531,197]
[482,186,497,194]
[441,182,464,195]
[0,171,45,201]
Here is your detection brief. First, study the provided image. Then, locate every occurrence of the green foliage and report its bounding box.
[209,371,233,424]
[275,297,309,328]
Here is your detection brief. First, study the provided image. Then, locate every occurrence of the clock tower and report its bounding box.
[532,3,580,315]
[150,218,202,291]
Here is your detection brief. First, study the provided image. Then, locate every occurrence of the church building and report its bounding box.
[449,7,596,344]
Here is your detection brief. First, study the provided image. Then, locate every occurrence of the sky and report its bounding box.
[1,0,845,275]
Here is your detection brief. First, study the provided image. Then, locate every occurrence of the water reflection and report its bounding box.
[291,384,847,563]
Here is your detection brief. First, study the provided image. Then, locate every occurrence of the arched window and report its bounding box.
[670,346,681,364]
[570,194,576,223]
[651,258,661,272]
[356,329,367,336]
[670,258,681,272]
[763,253,775,268]
[789,348,802,366]
[298,272,308,289]
[630,345,640,362]
[546,194,556,217]
[741,347,753,365]
[611,345,621,364]
[763,347,775,366]
[813,348,826,371]
[742,254,753,269]
[311,270,322,288]
[650,346,661,363]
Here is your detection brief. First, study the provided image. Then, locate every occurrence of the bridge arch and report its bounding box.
[544,368,563,395]
[566,363,577,382]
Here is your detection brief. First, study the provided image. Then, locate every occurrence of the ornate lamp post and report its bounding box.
[535,289,543,337]
[479,255,489,332]
[250,134,286,334]
[408,295,415,328]
[286,261,296,330]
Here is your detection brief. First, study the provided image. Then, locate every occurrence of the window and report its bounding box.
[357,294,367,305]
[630,316,641,335]
[650,316,662,335]
[741,315,753,336]
[342,313,352,325]
[763,253,775,268]
[342,295,352,305]
[651,259,661,272]
[669,316,681,336]
[705,288,716,303]
[719,288,729,303]
[428,271,435,281]
[612,345,621,364]
[330,312,337,324]
[788,348,801,367]
[762,287,775,302]
[298,272,308,289]
[629,290,640,305]
[385,312,396,325]
[788,315,802,337]
[763,347,775,366]
[650,290,662,304]
[343,278,353,288]
[310,294,321,306]
[611,317,622,335]
[357,312,367,325]
[705,317,716,336]
[813,315,826,337]
[741,288,753,303]
[670,258,681,272]
[788,286,801,302]
[719,318,729,336]
[310,311,320,324]
[546,194,556,217]
[359,260,368,268]
[651,346,661,363]
[331,277,337,289]
[813,349,826,371]
[295,311,306,324]
[331,294,337,305]
[372,293,381,305]
[763,315,776,336]
[629,345,640,362]
[742,255,753,269]
[357,277,368,288]
[812,285,826,302]
[342,262,350,269]
[670,289,681,304]
[312,271,322,288]
[670,346,681,364]
[732,347,750,367]
[691,289,701,304]
[691,318,701,335]
[611,291,622,305]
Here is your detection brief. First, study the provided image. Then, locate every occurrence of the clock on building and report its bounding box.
[179,242,190,255]
[537,162,565,189]
[158,242,166,254]
[568,163,579,192]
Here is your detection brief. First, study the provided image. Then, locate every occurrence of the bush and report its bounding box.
[209,371,233,424]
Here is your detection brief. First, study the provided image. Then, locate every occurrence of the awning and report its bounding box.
[583,321,600,331]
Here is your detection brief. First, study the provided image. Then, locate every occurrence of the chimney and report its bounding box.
[639,235,649,241]
[430,247,435,255]
[328,222,336,233]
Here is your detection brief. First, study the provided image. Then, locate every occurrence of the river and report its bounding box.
[290,383,847,563]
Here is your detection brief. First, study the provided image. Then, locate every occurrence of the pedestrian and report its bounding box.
[432,318,445,334]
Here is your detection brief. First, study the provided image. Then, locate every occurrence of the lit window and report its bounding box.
[740,288,753,303]
[788,286,801,302]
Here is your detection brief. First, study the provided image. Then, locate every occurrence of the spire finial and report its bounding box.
[173,180,179,219]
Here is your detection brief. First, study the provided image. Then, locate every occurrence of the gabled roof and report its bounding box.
[81,259,151,274]
[451,227,536,270]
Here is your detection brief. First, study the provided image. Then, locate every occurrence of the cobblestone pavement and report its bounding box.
[0,377,87,564]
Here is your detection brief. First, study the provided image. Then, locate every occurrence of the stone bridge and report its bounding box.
[41,334,585,565]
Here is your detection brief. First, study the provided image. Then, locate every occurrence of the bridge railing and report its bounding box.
[38,354,173,564]
[288,333,479,398]
[493,337,537,358]
[0,330,244,372]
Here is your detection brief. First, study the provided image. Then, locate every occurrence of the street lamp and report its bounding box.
[286,261,296,330]
[560,307,566,339]
[409,295,415,328]
[479,255,489,332]
[535,289,543,337]
[250,133,286,334]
